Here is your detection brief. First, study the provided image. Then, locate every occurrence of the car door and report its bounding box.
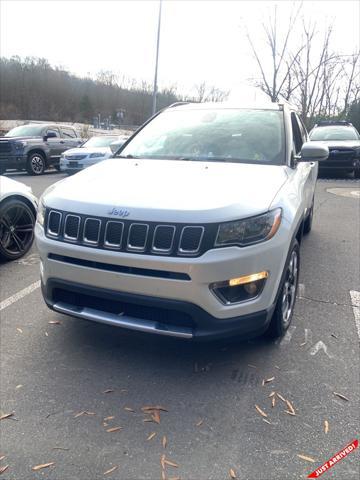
[45,127,63,159]
[291,113,316,212]
[60,127,83,151]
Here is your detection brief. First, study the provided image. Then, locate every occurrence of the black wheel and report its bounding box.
[0,167,5,175]
[303,198,314,235]
[0,198,35,261]
[354,169,360,179]
[27,152,46,175]
[266,240,300,339]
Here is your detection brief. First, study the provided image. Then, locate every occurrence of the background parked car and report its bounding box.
[0,123,84,176]
[60,135,129,174]
[0,176,37,260]
[309,121,360,178]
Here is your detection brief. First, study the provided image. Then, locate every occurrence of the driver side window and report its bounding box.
[291,113,303,155]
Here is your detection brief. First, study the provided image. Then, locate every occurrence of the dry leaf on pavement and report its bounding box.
[124,407,135,413]
[106,427,122,433]
[285,400,296,415]
[333,392,349,401]
[297,454,315,463]
[0,412,14,421]
[147,432,156,441]
[32,462,55,471]
[74,411,95,418]
[162,436,167,448]
[271,397,276,408]
[229,468,237,479]
[102,389,114,394]
[142,405,168,412]
[324,420,329,434]
[103,466,118,475]
[164,458,179,468]
[255,405,267,418]
[196,419,203,427]
[151,411,161,424]
[276,393,286,403]
[48,320,61,325]
[0,465,9,475]
[104,416,115,421]
[263,418,271,425]
[16,328,23,333]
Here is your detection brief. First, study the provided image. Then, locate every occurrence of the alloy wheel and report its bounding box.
[281,249,299,327]
[0,204,34,258]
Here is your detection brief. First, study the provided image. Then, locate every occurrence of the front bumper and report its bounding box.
[60,158,104,172]
[35,219,291,339]
[0,154,27,169]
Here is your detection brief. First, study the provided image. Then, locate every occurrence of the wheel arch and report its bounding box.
[27,149,48,164]
[1,194,37,219]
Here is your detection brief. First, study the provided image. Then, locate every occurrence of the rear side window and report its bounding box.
[291,113,303,154]
[61,127,77,138]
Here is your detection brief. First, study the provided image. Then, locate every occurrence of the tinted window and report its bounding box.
[291,113,303,154]
[118,108,285,165]
[46,128,60,138]
[5,125,44,137]
[310,126,359,141]
[61,127,77,138]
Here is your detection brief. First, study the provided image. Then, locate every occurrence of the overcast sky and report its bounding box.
[1,0,359,98]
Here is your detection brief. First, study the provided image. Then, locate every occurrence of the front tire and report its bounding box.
[0,198,35,261]
[27,152,46,175]
[266,240,300,339]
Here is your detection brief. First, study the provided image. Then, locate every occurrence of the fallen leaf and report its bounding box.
[255,405,267,418]
[143,418,153,423]
[160,454,165,470]
[300,341,307,346]
[269,391,275,397]
[331,333,338,339]
[124,407,135,413]
[276,393,286,403]
[297,454,315,463]
[161,470,166,480]
[106,426,122,433]
[48,320,61,325]
[103,465,118,475]
[16,328,23,333]
[285,410,296,416]
[162,436,167,448]
[0,456,5,461]
[264,376,275,384]
[324,420,329,434]
[274,365,280,370]
[52,447,69,451]
[32,462,55,471]
[229,468,237,479]
[45,332,49,337]
[285,400,296,415]
[333,392,349,401]
[263,418,271,425]
[196,419,203,427]
[0,412,14,421]
[104,416,115,421]
[74,411,95,418]
[168,477,180,480]
[271,397,276,408]
[0,465,9,475]
[247,364,257,368]
[102,389,114,394]
[141,405,168,412]
[15,385,23,389]
[151,410,161,424]
[147,432,156,441]
[164,458,179,468]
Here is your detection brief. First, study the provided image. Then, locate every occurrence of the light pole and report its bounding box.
[152,0,162,116]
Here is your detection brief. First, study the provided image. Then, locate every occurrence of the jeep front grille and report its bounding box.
[0,141,12,154]
[45,209,217,257]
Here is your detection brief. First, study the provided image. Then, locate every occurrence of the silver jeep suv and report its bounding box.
[35,101,329,340]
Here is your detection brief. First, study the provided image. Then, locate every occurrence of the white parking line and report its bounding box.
[0,281,41,312]
[349,290,360,341]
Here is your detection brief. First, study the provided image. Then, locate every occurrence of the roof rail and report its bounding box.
[315,120,352,127]
[167,102,191,108]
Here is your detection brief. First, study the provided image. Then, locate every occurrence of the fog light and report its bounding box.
[210,271,268,305]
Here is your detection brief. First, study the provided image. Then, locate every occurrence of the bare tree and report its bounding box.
[193,82,229,103]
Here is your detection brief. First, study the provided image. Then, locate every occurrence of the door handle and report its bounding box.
[60,140,65,144]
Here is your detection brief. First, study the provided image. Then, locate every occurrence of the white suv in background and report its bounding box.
[35,102,329,340]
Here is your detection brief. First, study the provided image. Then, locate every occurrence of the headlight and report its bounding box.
[215,208,282,247]
[14,141,26,149]
[36,197,46,228]
[89,152,105,158]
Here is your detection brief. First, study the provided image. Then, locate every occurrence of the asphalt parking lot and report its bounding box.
[1,171,359,480]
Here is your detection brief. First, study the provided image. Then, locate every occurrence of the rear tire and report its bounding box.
[266,240,300,339]
[27,152,46,175]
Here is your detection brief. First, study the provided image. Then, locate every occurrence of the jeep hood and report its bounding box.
[44,159,288,223]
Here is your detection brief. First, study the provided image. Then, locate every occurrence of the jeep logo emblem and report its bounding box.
[108,207,130,218]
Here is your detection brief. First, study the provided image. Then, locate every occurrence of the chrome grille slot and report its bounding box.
[104,221,124,248]
[64,214,80,241]
[83,218,101,244]
[179,226,204,254]
[152,225,175,253]
[65,154,87,160]
[47,210,62,236]
[127,223,148,251]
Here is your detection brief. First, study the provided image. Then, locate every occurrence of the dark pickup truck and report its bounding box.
[0,123,84,175]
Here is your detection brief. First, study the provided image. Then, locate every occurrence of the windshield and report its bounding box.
[82,136,119,148]
[5,125,44,137]
[118,108,285,165]
[310,126,359,141]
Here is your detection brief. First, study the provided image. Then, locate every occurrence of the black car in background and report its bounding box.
[0,124,84,175]
[309,121,360,178]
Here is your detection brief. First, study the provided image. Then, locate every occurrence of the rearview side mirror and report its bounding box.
[298,141,329,162]
[44,131,57,141]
